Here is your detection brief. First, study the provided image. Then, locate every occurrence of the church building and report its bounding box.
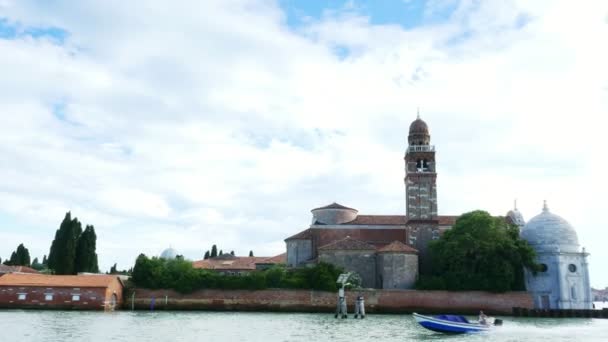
[284,115,457,289]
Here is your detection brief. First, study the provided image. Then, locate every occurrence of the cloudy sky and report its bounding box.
[0,0,606,286]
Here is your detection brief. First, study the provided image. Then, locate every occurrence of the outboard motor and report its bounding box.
[494,319,503,326]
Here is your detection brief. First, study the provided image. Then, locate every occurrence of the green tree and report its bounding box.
[249,250,253,257]
[204,251,210,259]
[210,245,218,258]
[230,250,235,256]
[8,243,31,266]
[48,212,83,275]
[75,225,99,273]
[110,263,118,274]
[219,249,223,255]
[31,257,45,271]
[42,255,47,266]
[422,210,538,292]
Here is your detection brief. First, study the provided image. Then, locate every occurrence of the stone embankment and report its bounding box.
[126,288,533,315]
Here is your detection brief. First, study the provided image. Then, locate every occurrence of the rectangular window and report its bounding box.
[45,294,53,301]
[72,295,81,301]
[17,293,26,300]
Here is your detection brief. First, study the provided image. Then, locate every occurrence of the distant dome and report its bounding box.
[506,208,525,227]
[521,202,579,253]
[160,248,178,259]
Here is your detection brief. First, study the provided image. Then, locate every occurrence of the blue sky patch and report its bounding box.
[279,0,458,30]
[0,17,68,43]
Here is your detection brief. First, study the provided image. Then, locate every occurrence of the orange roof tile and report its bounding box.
[0,273,122,288]
[285,228,312,241]
[377,241,419,254]
[0,265,39,274]
[346,215,406,225]
[257,253,286,264]
[318,236,376,251]
[192,255,283,271]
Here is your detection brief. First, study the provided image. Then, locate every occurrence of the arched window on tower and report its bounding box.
[417,159,429,172]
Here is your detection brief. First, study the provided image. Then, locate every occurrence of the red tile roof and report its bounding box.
[0,265,39,274]
[377,241,419,254]
[346,215,407,225]
[192,254,285,271]
[318,236,376,251]
[257,253,286,264]
[285,228,312,241]
[437,216,458,225]
[0,273,122,288]
[337,215,458,226]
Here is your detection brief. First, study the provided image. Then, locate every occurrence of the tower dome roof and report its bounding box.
[160,247,178,259]
[409,117,429,135]
[520,202,579,253]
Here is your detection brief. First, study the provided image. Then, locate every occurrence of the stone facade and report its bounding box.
[377,250,418,289]
[286,239,313,267]
[319,250,377,288]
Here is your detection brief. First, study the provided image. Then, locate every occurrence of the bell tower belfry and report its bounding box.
[404,113,437,220]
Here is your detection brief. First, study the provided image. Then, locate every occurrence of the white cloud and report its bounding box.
[0,0,607,286]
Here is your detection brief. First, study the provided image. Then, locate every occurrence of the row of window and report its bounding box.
[17,294,87,301]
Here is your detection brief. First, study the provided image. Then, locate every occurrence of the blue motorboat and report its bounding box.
[413,312,496,334]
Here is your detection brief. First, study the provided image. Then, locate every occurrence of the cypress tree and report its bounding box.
[219,249,223,256]
[230,250,235,256]
[7,244,30,266]
[249,250,253,257]
[42,255,47,266]
[210,245,217,258]
[48,212,82,275]
[75,225,99,273]
[204,251,210,259]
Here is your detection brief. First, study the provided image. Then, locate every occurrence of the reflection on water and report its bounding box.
[2,310,608,342]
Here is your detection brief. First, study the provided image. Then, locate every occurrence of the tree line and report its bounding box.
[2,212,100,275]
[132,254,342,293]
[203,244,254,259]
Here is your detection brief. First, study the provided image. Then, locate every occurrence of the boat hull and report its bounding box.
[413,313,490,334]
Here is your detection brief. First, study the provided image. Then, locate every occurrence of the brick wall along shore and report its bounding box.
[127,288,533,315]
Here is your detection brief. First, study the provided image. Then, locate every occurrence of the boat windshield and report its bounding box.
[434,315,470,323]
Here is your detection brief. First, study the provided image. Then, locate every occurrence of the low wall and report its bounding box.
[126,288,533,315]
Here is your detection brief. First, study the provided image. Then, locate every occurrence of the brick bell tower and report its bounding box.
[404,113,439,274]
[404,113,437,220]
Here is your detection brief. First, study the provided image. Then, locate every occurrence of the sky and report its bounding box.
[0,0,607,287]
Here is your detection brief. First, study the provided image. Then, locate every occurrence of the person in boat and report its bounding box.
[478,310,488,325]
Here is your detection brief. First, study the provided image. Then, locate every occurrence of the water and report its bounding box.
[1,309,607,342]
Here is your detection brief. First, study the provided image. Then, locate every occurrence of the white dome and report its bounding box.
[521,203,579,253]
[506,208,525,227]
[160,248,178,259]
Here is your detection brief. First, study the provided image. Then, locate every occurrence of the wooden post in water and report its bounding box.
[354,295,365,319]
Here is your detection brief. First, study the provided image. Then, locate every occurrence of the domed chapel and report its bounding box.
[284,114,592,307]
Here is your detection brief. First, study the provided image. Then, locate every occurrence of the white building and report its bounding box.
[519,202,592,309]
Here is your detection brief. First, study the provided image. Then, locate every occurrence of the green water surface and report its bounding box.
[1,310,607,342]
